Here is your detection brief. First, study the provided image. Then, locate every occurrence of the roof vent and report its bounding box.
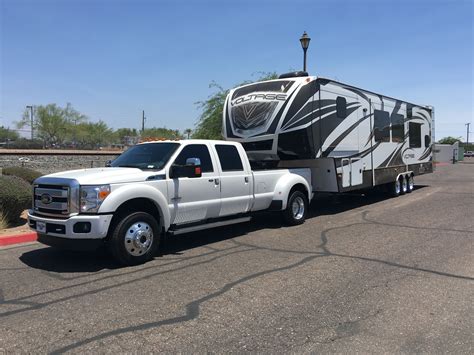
[278,71,309,79]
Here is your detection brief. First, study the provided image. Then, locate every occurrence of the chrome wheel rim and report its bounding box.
[395,180,401,194]
[408,176,414,190]
[292,196,305,220]
[124,221,153,256]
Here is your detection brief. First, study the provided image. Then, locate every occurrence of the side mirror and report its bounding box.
[170,157,202,178]
[105,160,113,167]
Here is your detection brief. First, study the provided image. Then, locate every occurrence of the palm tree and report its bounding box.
[184,128,192,139]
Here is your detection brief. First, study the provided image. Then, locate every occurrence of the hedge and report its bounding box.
[2,166,42,184]
[0,175,32,225]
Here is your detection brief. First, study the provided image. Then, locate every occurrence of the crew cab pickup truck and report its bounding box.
[28,140,312,265]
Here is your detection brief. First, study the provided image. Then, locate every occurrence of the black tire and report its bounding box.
[108,211,161,266]
[282,190,308,226]
[390,179,401,197]
[406,174,414,193]
[400,176,408,195]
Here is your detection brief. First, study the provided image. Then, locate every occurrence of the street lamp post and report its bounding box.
[26,105,34,140]
[299,31,311,72]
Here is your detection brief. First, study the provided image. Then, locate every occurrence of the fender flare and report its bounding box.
[273,174,311,210]
[99,184,171,230]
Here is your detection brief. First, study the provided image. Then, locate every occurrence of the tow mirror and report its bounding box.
[105,160,113,167]
[170,157,202,178]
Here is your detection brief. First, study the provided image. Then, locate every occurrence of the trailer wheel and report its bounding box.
[390,178,401,197]
[407,174,414,193]
[400,176,408,195]
[108,211,160,266]
[283,191,308,226]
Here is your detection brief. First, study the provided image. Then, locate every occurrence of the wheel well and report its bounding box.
[289,183,309,200]
[108,198,162,237]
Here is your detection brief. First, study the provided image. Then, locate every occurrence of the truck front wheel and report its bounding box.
[108,211,161,266]
[283,190,308,226]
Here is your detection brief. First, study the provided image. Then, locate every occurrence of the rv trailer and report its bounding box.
[223,72,433,194]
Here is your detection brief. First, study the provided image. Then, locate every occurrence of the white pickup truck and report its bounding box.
[28,140,312,265]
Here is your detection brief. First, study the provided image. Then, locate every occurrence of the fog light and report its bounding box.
[73,222,91,233]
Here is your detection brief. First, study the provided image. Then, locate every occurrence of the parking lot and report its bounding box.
[1,162,473,353]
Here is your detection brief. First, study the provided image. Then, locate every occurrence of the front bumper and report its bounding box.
[27,210,113,240]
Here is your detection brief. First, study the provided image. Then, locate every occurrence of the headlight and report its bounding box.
[80,185,111,213]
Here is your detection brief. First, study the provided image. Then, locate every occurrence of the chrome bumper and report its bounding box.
[27,210,113,240]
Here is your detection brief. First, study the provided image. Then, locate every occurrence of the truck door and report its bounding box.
[214,144,252,216]
[167,144,221,225]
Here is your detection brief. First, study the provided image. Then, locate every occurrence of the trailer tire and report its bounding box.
[108,211,160,266]
[283,191,308,226]
[390,179,401,197]
[407,174,414,193]
[400,176,408,195]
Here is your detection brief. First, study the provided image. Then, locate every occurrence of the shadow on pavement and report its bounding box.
[19,185,428,273]
[19,247,120,273]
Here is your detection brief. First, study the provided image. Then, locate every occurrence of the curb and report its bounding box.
[0,232,38,247]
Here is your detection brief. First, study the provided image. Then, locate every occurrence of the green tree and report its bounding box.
[0,126,20,142]
[88,120,114,148]
[17,103,87,147]
[184,128,192,139]
[142,127,183,140]
[438,136,462,145]
[113,128,139,145]
[193,72,278,140]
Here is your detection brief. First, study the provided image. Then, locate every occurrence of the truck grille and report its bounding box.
[34,184,70,217]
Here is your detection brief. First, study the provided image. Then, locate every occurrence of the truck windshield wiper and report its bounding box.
[116,164,161,170]
[116,165,141,168]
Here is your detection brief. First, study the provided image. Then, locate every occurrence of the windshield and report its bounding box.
[111,142,180,170]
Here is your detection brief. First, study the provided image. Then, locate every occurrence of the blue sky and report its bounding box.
[1,0,472,141]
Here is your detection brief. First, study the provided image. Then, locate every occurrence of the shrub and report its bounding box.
[0,175,31,224]
[2,166,43,184]
[8,138,43,149]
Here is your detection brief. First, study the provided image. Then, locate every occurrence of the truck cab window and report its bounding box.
[409,122,422,148]
[173,144,213,172]
[215,145,244,171]
[374,109,390,142]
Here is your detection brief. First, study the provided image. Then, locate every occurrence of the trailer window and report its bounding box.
[336,96,347,118]
[215,145,244,171]
[409,122,422,148]
[374,109,390,142]
[173,144,214,172]
[424,135,431,148]
[391,113,405,143]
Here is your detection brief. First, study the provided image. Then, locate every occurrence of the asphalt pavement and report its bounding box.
[1,162,473,353]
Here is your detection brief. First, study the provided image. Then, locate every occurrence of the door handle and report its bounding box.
[244,177,249,183]
[208,179,214,182]
[214,178,220,185]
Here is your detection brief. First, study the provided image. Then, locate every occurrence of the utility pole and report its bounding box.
[26,105,34,140]
[466,123,471,145]
[141,110,146,133]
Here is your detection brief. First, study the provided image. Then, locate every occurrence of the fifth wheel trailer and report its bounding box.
[223,72,434,195]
